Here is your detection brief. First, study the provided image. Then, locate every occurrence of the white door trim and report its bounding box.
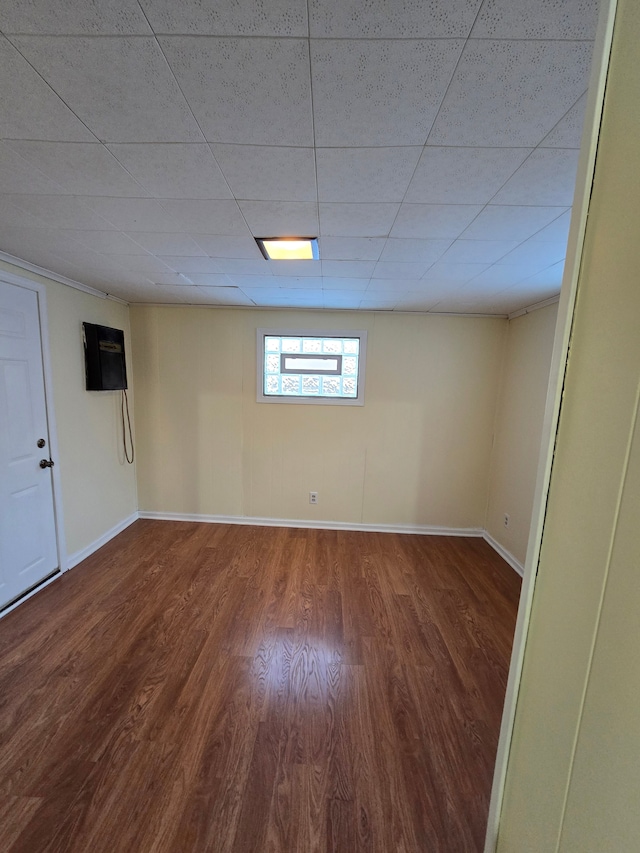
[0,270,68,591]
[483,1,619,850]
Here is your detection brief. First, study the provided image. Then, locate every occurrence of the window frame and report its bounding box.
[256,328,368,406]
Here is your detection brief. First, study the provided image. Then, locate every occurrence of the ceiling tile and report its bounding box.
[372,261,431,279]
[6,142,148,196]
[467,265,528,288]
[380,238,451,265]
[321,277,370,291]
[393,294,438,312]
[0,1,597,313]
[155,256,222,274]
[238,286,284,299]
[428,294,506,314]
[158,199,251,235]
[139,0,307,36]
[521,260,565,288]
[0,0,151,34]
[0,36,96,142]
[429,40,593,147]
[366,278,420,291]
[159,284,254,305]
[318,237,385,261]
[269,277,323,290]
[471,0,599,38]
[108,254,174,275]
[38,256,113,282]
[179,273,234,286]
[0,197,48,229]
[390,203,483,239]
[13,37,202,143]
[152,273,201,285]
[242,288,323,306]
[529,210,572,243]
[267,261,322,277]
[47,249,125,272]
[322,292,362,310]
[123,284,184,302]
[311,39,464,146]
[491,149,580,206]
[0,225,86,256]
[86,270,156,289]
[541,93,588,148]
[126,232,206,256]
[160,36,313,145]
[0,244,72,271]
[319,203,399,237]
[497,239,565,272]
[0,143,69,195]
[6,195,115,230]
[461,205,568,241]
[405,146,531,204]
[489,285,559,313]
[66,230,147,254]
[190,235,262,258]
[80,197,179,232]
[225,275,280,290]
[440,239,520,264]
[211,144,316,202]
[107,144,232,199]
[239,200,318,236]
[320,260,376,278]
[138,284,188,302]
[421,262,490,284]
[316,148,421,203]
[397,282,456,304]
[309,0,482,37]
[213,258,272,276]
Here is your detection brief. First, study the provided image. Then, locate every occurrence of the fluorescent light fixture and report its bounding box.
[256,237,319,261]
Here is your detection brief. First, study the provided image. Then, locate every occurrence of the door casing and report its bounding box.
[0,269,68,618]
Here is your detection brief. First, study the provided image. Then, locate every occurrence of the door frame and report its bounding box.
[0,269,68,616]
[483,0,619,849]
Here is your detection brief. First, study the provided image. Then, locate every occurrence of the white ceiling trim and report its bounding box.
[508,294,560,320]
[0,249,110,299]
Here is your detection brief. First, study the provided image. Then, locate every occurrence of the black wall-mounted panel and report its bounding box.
[83,322,127,391]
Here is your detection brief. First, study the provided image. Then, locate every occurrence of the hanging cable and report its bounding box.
[121,388,134,464]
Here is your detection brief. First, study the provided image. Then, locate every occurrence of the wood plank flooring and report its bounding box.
[0,521,521,852]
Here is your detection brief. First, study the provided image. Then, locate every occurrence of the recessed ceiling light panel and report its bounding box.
[256,237,319,261]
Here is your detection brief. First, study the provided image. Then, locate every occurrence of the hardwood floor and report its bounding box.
[0,521,521,852]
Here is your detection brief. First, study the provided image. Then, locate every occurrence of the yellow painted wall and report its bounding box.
[130,307,506,529]
[485,304,558,565]
[496,0,640,848]
[0,259,137,558]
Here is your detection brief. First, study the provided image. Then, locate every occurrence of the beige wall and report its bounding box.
[0,259,137,558]
[497,0,640,848]
[485,303,558,565]
[130,306,506,529]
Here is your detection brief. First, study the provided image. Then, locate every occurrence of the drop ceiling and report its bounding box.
[0,0,599,314]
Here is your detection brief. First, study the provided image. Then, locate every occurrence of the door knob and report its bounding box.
[39,458,55,469]
[37,438,46,448]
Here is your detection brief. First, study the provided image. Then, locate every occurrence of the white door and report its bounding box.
[0,280,59,609]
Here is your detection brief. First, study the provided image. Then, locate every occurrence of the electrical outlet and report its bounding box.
[309,491,318,505]
[504,513,510,528]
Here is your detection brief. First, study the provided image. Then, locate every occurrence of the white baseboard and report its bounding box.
[66,512,139,570]
[64,512,523,578]
[482,532,525,577]
[138,510,484,539]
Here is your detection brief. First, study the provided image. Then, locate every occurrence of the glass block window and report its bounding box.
[257,330,367,405]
